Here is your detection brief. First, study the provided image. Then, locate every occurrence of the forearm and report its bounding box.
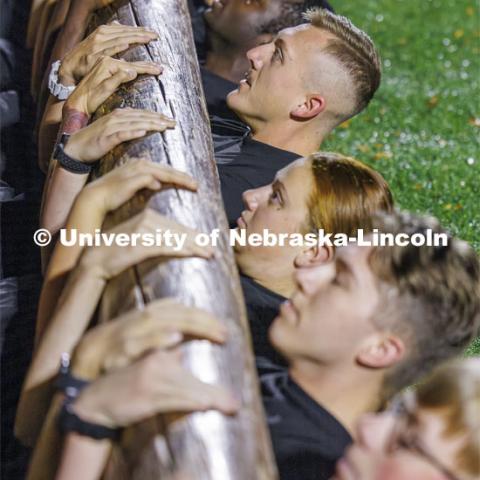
[50,1,92,64]
[26,394,65,479]
[17,266,105,443]
[37,192,106,339]
[26,393,111,480]
[40,107,90,236]
[40,165,89,235]
[33,265,106,380]
[38,96,65,173]
[56,434,111,480]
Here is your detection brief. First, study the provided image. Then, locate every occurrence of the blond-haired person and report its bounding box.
[334,358,480,480]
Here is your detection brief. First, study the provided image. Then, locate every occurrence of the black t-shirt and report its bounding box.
[240,274,287,365]
[212,117,300,227]
[258,357,353,480]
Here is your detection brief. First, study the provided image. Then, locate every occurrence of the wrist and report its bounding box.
[58,60,77,87]
[77,251,109,282]
[61,106,89,135]
[63,141,85,163]
[71,388,116,429]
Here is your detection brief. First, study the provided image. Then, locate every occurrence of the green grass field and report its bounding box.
[322,0,480,355]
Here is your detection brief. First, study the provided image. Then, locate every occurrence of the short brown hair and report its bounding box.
[305,152,393,236]
[416,358,480,477]
[369,211,480,402]
[305,8,382,118]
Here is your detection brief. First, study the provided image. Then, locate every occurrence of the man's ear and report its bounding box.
[290,94,326,121]
[294,244,333,268]
[356,334,406,370]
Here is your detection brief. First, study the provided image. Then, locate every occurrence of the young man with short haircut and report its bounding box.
[188,0,334,118]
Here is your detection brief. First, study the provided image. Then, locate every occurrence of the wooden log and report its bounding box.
[91,1,278,479]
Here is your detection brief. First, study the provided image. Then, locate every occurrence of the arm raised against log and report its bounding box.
[91,1,278,479]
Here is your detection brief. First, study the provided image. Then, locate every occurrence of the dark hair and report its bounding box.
[259,1,333,35]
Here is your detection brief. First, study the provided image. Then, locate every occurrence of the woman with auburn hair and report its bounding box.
[234,151,393,362]
[334,358,480,480]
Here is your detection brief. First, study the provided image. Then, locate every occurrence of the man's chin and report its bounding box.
[227,87,249,107]
[268,321,293,362]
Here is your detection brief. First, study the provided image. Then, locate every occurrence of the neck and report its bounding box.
[288,359,384,437]
[205,33,250,83]
[250,120,326,157]
[248,270,294,299]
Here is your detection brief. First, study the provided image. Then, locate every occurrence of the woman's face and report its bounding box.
[233,158,314,281]
[333,397,467,480]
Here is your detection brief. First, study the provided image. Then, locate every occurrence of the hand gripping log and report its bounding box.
[89,1,278,479]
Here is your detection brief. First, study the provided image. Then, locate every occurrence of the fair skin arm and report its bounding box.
[55,348,237,480]
[40,57,165,244]
[16,209,212,446]
[40,103,173,249]
[37,23,159,172]
[27,301,236,480]
[36,158,197,342]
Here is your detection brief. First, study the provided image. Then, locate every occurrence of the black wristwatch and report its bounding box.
[55,353,121,440]
[58,396,121,440]
[54,137,93,175]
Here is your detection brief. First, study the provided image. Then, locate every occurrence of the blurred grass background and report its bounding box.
[322,0,480,355]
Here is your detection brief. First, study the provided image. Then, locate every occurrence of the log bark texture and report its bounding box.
[91,1,278,479]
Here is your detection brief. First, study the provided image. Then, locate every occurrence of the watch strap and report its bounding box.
[48,60,76,101]
[54,142,92,175]
[58,396,121,441]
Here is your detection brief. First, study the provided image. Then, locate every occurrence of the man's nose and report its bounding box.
[246,44,266,70]
[294,261,336,296]
[242,188,260,211]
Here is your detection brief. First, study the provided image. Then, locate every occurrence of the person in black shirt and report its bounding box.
[30,210,480,480]
[187,0,334,119]
[207,8,382,225]
[232,153,393,363]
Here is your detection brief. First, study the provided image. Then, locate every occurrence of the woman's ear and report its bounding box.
[294,244,333,268]
[290,94,326,121]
